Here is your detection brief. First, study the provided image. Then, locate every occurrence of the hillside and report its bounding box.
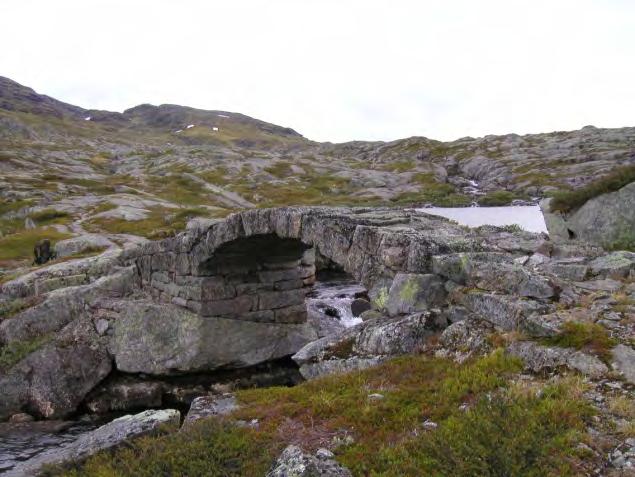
[1,75,634,273]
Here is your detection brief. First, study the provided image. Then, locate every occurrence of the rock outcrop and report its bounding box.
[1,205,633,421]
[541,182,635,250]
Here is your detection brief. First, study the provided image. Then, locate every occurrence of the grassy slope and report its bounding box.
[57,351,594,477]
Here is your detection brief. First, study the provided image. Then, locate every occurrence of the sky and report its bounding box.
[1,0,634,143]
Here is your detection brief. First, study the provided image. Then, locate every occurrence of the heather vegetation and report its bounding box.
[54,352,595,477]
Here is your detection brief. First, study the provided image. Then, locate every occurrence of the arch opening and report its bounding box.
[194,234,316,323]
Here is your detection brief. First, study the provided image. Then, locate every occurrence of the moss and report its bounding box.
[0,335,51,370]
[373,286,389,310]
[398,277,419,302]
[543,321,615,361]
[549,164,635,213]
[55,419,274,477]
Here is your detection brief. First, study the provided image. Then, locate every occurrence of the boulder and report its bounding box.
[293,313,438,380]
[439,318,495,358]
[457,291,548,331]
[507,341,608,379]
[182,394,238,427]
[4,409,180,477]
[351,298,371,317]
[611,344,635,384]
[588,251,635,279]
[540,182,635,249]
[385,273,446,316]
[0,319,112,420]
[111,300,317,374]
[53,234,114,258]
[266,445,352,477]
[33,239,54,265]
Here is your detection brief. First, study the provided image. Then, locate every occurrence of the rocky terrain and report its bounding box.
[0,206,633,475]
[0,77,634,476]
[1,75,635,276]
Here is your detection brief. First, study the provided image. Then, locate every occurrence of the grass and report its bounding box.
[86,206,215,239]
[543,321,616,361]
[57,350,596,476]
[0,334,51,371]
[0,296,43,320]
[478,190,518,206]
[0,228,72,266]
[549,164,635,213]
[29,209,71,225]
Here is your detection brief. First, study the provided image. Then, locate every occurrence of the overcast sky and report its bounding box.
[1,0,634,143]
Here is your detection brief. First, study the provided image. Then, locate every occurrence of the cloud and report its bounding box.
[1,0,634,142]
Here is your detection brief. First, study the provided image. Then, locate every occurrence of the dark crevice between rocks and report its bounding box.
[79,356,303,420]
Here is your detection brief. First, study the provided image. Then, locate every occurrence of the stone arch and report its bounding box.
[192,234,316,323]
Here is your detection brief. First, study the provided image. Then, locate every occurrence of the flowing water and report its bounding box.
[306,277,367,328]
[416,205,548,234]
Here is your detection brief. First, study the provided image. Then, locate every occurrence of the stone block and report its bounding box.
[235,282,273,295]
[274,279,304,291]
[200,295,257,317]
[200,277,236,301]
[259,288,307,310]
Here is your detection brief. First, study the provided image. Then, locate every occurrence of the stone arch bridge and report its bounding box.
[128,207,488,325]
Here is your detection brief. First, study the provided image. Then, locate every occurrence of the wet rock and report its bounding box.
[266,445,352,477]
[4,409,180,477]
[507,341,608,379]
[351,298,371,317]
[611,344,635,384]
[8,413,34,423]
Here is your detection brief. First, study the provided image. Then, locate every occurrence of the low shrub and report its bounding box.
[549,164,635,213]
[478,190,518,206]
[543,321,615,361]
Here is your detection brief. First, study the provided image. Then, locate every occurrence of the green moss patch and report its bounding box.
[0,334,51,371]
